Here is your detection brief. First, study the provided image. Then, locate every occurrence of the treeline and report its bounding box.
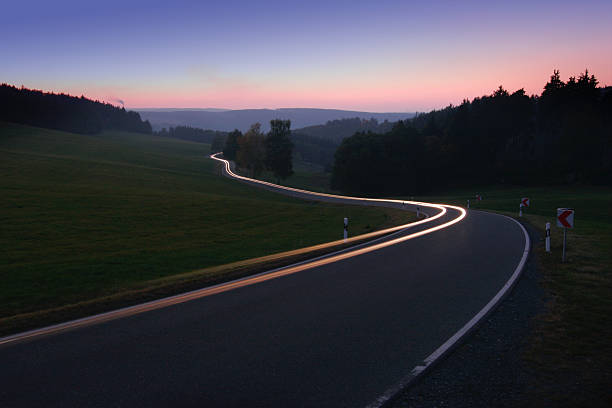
[0,84,152,134]
[296,117,395,144]
[332,70,612,195]
[291,133,338,171]
[291,117,395,169]
[223,120,293,182]
[155,126,226,145]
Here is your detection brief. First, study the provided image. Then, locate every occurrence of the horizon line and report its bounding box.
[130,107,417,114]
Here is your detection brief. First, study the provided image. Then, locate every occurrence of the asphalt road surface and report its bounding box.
[0,156,528,407]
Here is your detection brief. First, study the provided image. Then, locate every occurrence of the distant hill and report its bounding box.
[291,117,399,169]
[152,116,408,170]
[137,108,231,113]
[294,117,396,144]
[138,108,414,132]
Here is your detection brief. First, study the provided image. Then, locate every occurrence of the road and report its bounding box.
[0,155,528,407]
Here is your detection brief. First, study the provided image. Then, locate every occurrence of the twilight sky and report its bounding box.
[2,0,611,112]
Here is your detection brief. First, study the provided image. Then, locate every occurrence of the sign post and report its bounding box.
[545,222,551,252]
[343,217,348,242]
[562,229,567,262]
[556,208,574,262]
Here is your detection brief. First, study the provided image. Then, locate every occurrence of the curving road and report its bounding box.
[0,155,529,407]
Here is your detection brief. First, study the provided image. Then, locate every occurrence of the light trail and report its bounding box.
[212,152,446,213]
[210,153,449,249]
[210,152,466,255]
[0,155,466,347]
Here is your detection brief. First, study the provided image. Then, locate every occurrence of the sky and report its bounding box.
[2,0,611,112]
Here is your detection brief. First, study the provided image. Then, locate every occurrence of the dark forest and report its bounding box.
[331,70,612,195]
[155,125,226,145]
[0,84,152,135]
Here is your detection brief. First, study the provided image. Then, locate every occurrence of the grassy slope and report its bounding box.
[252,160,335,193]
[0,122,410,322]
[413,186,612,406]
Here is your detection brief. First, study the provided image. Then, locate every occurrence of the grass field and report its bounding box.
[0,122,411,332]
[412,185,612,406]
[251,161,335,193]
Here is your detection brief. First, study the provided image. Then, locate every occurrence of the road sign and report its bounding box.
[521,197,530,207]
[556,208,574,229]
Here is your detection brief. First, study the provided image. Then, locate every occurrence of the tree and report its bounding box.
[211,133,227,153]
[236,123,266,177]
[265,119,293,183]
[543,69,564,96]
[493,85,509,98]
[223,129,242,160]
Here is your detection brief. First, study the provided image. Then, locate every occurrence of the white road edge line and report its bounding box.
[365,213,531,408]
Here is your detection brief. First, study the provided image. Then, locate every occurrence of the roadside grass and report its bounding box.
[413,185,612,406]
[0,122,412,334]
[253,162,335,193]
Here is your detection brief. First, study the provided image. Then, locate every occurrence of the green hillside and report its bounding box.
[0,122,408,325]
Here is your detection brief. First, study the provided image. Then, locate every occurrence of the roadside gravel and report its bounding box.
[391,220,546,408]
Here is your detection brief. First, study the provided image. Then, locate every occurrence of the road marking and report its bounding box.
[0,155,466,347]
[365,213,531,408]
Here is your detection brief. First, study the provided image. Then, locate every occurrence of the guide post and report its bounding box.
[343,217,348,242]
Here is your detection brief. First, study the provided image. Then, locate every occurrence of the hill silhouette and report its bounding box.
[138,108,414,132]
